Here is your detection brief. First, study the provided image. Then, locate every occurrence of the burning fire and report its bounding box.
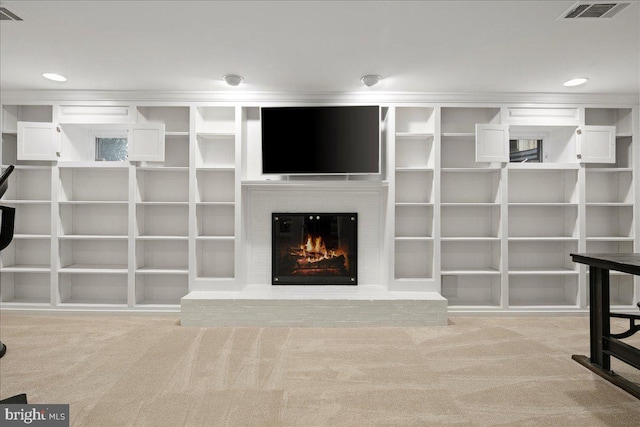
[301,235,340,264]
[284,233,350,276]
[288,234,349,271]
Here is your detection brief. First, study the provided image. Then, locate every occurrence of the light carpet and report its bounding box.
[0,314,639,426]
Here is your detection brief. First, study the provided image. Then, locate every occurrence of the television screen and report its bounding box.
[261,106,380,175]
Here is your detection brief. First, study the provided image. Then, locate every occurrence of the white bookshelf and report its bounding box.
[196,135,235,169]
[2,105,53,133]
[57,167,129,281]
[7,202,51,236]
[135,239,188,273]
[136,204,188,238]
[507,162,579,302]
[194,107,238,282]
[0,238,50,272]
[583,107,635,260]
[136,168,189,203]
[393,107,435,283]
[508,274,579,307]
[136,106,190,169]
[508,167,578,203]
[441,169,500,203]
[132,106,190,305]
[580,108,637,310]
[0,272,50,304]
[0,162,52,304]
[59,165,129,202]
[134,273,188,306]
[58,273,128,306]
[395,204,432,239]
[0,118,53,304]
[439,107,504,306]
[441,107,501,169]
[442,275,501,307]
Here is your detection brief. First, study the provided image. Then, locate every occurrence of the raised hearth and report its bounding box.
[181,285,447,327]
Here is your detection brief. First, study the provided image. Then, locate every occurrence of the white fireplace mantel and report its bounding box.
[182,179,446,327]
[241,179,389,289]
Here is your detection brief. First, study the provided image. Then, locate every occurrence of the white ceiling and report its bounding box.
[1,0,639,96]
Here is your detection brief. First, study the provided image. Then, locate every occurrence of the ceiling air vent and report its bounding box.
[0,6,23,21]
[561,2,631,19]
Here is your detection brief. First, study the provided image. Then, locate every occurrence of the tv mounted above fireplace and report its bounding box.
[261,106,380,175]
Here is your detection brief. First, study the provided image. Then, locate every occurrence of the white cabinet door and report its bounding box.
[475,124,508,162]
[17,121,59,161]
[128,123,165,162]
[577,125,616,164]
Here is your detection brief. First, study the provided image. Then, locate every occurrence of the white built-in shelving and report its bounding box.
[439,107,504,306]
[57,163,129,306]
[0,100,636,314]
[435,105,637,311]
[133,106,190,305]
[194,106,238,282]
[582,108,636,308]
[0,104,53,304]
[0,175,51,304]
[505,127,581,307]
[0,104,193,307]
[507,165,580,308]
[393,107,436,285]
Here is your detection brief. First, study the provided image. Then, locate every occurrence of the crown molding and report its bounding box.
[1,90,638,107]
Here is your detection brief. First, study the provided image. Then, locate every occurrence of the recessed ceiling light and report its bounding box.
[563,77,588,87]
[223,74,243,86]
[361,75,382,87]
[42,73,67,82]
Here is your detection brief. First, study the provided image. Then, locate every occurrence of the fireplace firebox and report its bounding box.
[272,213,357,285]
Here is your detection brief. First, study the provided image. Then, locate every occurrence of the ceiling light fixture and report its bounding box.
[223,74,243,87]
[361,75,381,87]
[42,73,67,82]
[563,77,588,87]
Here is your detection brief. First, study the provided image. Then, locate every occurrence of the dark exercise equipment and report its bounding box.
[0,393,27,404]
[0,165,16,359]
[0,165,29,405]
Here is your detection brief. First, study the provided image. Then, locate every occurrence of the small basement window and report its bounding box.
[93,131,128,161]
[510,138,543,163]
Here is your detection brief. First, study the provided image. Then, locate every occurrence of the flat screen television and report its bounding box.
[261,106,380,175]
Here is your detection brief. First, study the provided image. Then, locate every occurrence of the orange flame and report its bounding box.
[300,235,341,264]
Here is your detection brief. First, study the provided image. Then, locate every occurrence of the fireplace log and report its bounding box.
[295,254,346,270]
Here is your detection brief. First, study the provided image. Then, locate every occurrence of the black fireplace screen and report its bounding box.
[272,213,357,285]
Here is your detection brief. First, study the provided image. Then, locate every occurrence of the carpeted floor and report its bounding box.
[0,313,639,426]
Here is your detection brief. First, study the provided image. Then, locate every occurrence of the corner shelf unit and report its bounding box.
[0,101,637,314]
